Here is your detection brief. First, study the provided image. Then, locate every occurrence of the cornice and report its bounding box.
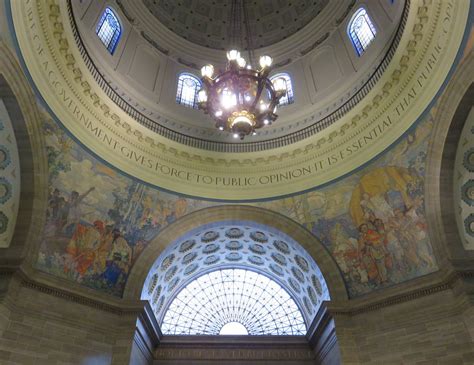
[0,268,145,316]
[327,269,474,316]
[2,267,473,327]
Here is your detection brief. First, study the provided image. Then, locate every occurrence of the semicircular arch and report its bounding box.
[0,40,48,264]
[425,52,474,267]
[124,205,348,303]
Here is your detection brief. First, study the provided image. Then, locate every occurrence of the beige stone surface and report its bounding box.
[335,289,474,365]
[0,275,139,365]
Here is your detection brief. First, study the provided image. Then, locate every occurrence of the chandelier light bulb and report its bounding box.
[259,55,273,69]
[273,77,286,92]
[237,57,246,68]
[201,64,214,78]
[197,32,280,139]
[221,90,237,109]
[227,49,240,61]
[197,89,208,103]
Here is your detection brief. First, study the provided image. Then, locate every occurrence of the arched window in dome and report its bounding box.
[176,73,202,109]
[96,7,122,55]
[270,73,294,106]
[348,8,377,56]
[160,269,306,335]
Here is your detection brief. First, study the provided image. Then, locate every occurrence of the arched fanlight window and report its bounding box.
[161,269,306,335]
[270,73,294,106]
[348,8,377,56]
[176,73,202,109]
[96,7,122,54]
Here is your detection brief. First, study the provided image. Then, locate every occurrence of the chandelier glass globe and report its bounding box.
[198,50,285,140]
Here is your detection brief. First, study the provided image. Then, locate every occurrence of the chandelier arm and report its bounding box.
[197,7,281,140]
[251,77,265,111]
[230,0,238,49]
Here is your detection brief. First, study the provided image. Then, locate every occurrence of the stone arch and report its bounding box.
[425,53,474,268]
[0,41,48,265]
[124,205,348,303]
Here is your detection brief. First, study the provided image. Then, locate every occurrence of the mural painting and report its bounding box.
[37,106,438,298]
[38,116,211,295]
[259,114,437,296]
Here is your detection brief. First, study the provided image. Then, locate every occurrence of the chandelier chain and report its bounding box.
[242,0,254,66]
[197,2,286,139]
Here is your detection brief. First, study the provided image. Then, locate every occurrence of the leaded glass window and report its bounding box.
[161,269,306,335]
[96,7,121,54]
[176,73,201,109]
[270,73,294,106]
[348,8,377,56]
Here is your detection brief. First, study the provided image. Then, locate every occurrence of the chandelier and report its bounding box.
[196,1,286,140]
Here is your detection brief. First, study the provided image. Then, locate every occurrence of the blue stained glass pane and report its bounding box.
[96,7,122,54]
[348,8,377,56]
[176,73,201,109]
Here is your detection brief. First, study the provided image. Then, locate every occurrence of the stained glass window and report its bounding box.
[161,269,306,335]
[176,73,201,109]
[348,8,377,56]
[96,7,121,54]
[270,73,294,106]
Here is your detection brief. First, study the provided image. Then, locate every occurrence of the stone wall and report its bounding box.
[334,287,474,364]
[0,274,139,365]
[0,275,472,365]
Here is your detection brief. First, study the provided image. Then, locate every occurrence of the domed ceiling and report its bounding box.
[68,0,407,151]
[142,0,329,50]
[9,0,471,201]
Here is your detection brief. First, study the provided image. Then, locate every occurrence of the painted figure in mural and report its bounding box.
[392,208,420,269]
[385,216,407,271]
[360,192,394,223]
[47,188,61,219]
[92,221,114,273]
[63,187,95,236]
[358,223,389,284]
[46,188,68,236]
[65,222,100,281]
[103,228,132,288]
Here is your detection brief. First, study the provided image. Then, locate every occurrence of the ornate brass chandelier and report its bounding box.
[197,1,286,140]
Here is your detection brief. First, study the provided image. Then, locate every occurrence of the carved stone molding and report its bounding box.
[0,268,144,316]
[155,336,314,362]
[328,269,474,316]
[0,40,48,265]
